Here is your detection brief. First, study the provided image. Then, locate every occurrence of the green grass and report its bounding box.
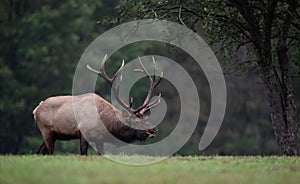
[0,155,299,184]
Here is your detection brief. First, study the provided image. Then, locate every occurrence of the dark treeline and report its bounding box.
[0,0,299,155]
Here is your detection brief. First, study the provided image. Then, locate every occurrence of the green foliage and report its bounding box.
[0,0,106,153]
[1,155,300,184]
[115,0,299,71]
[114,0,300,156]
[1,0,298,155]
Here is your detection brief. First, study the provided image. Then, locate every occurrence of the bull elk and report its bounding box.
[33,55,162,155]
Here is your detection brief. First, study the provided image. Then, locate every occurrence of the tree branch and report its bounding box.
[277,0,297,49]
[178,5,187,27]
[228,0,263,49]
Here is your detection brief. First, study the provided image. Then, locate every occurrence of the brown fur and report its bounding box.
[33,93,157,155]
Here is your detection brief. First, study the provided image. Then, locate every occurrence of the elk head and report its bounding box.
[87,54,162,140]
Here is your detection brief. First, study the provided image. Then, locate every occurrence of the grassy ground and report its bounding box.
[0,155,299,184]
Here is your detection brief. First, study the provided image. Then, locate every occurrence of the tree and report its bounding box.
[115,0,300,155]
[0,0,106,153]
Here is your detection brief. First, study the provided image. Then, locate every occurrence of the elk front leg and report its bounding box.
[80,135,88,155]
[36,142,48,155]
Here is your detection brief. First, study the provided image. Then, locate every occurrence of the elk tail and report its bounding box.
[33,101,44,120]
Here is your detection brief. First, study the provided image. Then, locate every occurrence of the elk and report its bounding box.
[33,55,162,155]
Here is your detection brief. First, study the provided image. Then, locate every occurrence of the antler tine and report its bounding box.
[112,86,129,109]
[132,56,162,116]
[154,71,163,88]
[87,54,125,86]
[88,55,162,117]
[112,59,125,81]
[137,57,152,81]
[148,93,161,108]
[130,97,134,108]
[152,56,156,81]
[112,75,134,112]
[139,93,161,115]
[151,56,164,88]
[133,58,154,112]
[88,54,137,114]
[87,54,111,85]
[100,53,108,70]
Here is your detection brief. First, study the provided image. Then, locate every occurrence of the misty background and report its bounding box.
[0,0,299,155]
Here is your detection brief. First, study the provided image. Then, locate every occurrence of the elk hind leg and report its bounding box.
[96,142,104,155]
[41,130,55,155]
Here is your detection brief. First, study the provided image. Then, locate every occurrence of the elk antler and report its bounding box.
[87,54,132,112]
[87,55,163,118]
[87,54,124,86]
[132,56,163,117]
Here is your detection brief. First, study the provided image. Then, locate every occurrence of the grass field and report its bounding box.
[0,155,299,184]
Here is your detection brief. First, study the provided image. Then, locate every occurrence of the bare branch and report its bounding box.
[178,5,187,27]
[151,9,158,20]
[228,0,263,48]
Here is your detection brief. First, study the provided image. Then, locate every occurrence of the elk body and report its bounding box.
[33,55,162,155]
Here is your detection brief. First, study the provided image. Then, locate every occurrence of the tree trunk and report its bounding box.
[259,63,300,155]
[277,45,299,155]
[13,135,23,154]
